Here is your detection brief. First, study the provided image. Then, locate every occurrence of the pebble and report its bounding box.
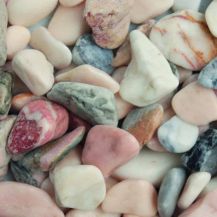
[182,128,217,175]
[177,66,192,84]
[47,82,118,126]
[172,82,217,125]
[30,27,72,69]
[178,172,211,209]
[158,168,187,217]
[7,0,58,27]
[122,104,164,147]
[55,64,120,93]
[84,0,130,49]
[178,189,217,217]
[120,30,178,107]
[150,10,217,70]
[71,34,114,74]
[198,57,217,89]
[6,25,30,60]
[40,177,55,199]
[52,164,106,210]
[7,99,69,155]
[82,125,140,177]
[172,0,201,11]
[130,0,174,24]
[12,49,54,96]
[0,0,7,66]
[102,179,157,217]
[113,148,180,186]
[157,116,199,153]
[60,0,84,7]
[48,3,89,46]
[199,0,213,13]
[202,177,217,196]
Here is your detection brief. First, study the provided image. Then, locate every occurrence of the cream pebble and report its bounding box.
[48,3,89,46]
[30,27,72,69]
[12,49,54,96]
[6,26,31,60]
[59,0,84,7]
[7,0,58,27]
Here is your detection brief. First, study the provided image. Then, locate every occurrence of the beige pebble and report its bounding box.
[48,3,89,46]
[30,27,72,69]
[59,0,84,7]
[6,25,30,60]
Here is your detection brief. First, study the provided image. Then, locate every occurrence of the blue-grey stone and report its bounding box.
[158,167,187,217]
[198,57,217,89]
[182,128,217,175]
[199,0,213,12]
[72,34,114,74]
[47,82,118,126]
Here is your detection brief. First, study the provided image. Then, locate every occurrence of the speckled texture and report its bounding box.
[71,34,114,74]
[182,128,217,175]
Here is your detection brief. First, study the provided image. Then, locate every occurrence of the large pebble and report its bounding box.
[12,49,54,96]
[0,0,7,66]
[7,0,58,27]
[120,30,178,107]
[47,82,118,126]
[0,181,64,217]
[60,0,84,7]
[150,10,217,70]
[130,0,174,24]
[178,172,211,209]
[198,57,217,89]
[113,148,180,186]
[48,3,88,46]
[102,179,157,217]
[55,64,120,93]
[172,0,201,11]
[158,168,187,217]
[82,125,140,177]
[52,164,106,210]
[30,27,72,69]
[7,99,69,155]
[158,116,199,153]
[122,104,163,147]
[72,34,114,74]
[6,25,30,60]
[182,128,217,175]
[84,0,130,49]
[172,82,217,125]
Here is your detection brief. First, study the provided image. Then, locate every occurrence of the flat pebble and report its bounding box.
[158,168,187,217]
[178,172,211,209]
[82,125,140,177]
[52,164,106,210]
[30,27,72,69]
[102,180,157,217]
[113,148,180,186]
[120,30,178,107]
[47,82,118,126]
[182,128,217,175]
[150,10,217,70]
[48,3,89,46]
[122,104,164,147]
[60,0,84,7]
[72,34,114,74]
[172,82,217,125]
[172,0,201,11]
[12,49,54,96]
[55,65,120,93]
[7,0,58,27]
[158,116,199,153]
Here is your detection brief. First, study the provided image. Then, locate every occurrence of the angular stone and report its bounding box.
[182,128,217,175]
[122,104,164,147]
[120,30,179,107]
[102,180,157,217]
[158,168,187,217]
[198,57,217,89]
[71,34,114,74]
[150,10,217,70]
[47,82,118,126]
[113,148,181,186]
[52,164,106,210]
[158,116,199,153]
[7,99,69,155]
[82,125,140,177]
